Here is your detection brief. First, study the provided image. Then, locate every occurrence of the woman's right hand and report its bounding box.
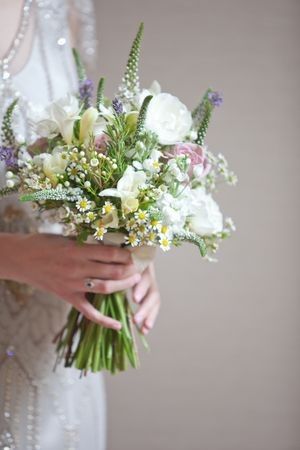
[0,233,141,330]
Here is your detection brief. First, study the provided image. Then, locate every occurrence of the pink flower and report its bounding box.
[167,142,211,178]
[94,133,110,153]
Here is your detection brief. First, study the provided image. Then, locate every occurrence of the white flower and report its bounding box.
[34,94,81,144]
[189,188,223,236]
[94,226,107,240]
[137,80,161,107]
[159,235,171,252]
[125,232,140,247]
[99,166,146,214]
[43,147,68,185]
[157,192,189,235]
[166,158,188,182]
[76,197,92,212]
[145,93,192,145]
[143,149,162,173]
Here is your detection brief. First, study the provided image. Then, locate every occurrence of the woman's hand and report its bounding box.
[0,233,141,331]
[132,263,161,335]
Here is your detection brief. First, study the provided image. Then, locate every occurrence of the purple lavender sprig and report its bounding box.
[208,91,223,107]
[79,79,94,109]
[112,97,124,115]
[0,146,18,168]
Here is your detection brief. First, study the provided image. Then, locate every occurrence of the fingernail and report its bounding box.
[113,323,122,331]
[134,293,142,303]
[134,314,142,324]
[134,274,141,283]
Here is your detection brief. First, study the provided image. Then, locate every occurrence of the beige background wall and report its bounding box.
[94,1,300,449]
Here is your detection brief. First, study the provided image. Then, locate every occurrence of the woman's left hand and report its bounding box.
[132,263,161,335]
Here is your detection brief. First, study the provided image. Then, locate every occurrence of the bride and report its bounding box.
[0,1,161,449]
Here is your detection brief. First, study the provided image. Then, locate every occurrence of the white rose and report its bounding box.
[145,93,192,145]
[189,188,223,236]
[137,80,161,107]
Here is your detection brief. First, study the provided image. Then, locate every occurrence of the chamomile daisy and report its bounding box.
[76,197,92,212]
[93,226,107,240]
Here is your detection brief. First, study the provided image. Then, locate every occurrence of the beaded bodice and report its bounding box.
[0,3,106,450]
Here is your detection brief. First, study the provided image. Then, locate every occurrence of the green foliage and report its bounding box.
[132,95,153,144]
[72,48,86,83]
[174,232,207,257]
[0,185,18,198]
[105,115,131,179]
[119,22,144,102]
[97,77,105,111]
[196,104,212,146]
[1,99,18,147]
[192,88,212,126]
[20,188,83,203]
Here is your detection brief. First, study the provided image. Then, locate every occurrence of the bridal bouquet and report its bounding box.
[0,23,237,374]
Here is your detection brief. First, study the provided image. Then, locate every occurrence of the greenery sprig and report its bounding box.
[1,99,18,147]
[118,22,144,103]
[132,94,153,145]
[174,232,207,257]
[96,77,105,111]
[20,187,83,203]
[72,48,86,83]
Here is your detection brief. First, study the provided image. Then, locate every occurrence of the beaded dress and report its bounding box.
[0,1,106,449]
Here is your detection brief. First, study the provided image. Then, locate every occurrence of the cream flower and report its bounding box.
[99,166,146,214]
[79,107,99,143]
[43,147,68,186]
[145,93,192,145]
[48,94,81,144]
[33,94,81,144]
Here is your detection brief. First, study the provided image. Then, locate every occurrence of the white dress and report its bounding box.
[0,1,106,449]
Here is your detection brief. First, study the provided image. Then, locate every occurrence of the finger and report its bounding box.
[81,261,138,280]
[141,303,160,335]
[79,244,132,264]
[132,268,151,303]
[78,273,141,294]
[73,295,122,330]
[134,291,159,325]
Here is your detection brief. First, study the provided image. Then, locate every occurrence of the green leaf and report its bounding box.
[97,77,105,112]
[73,119,81,140]
[72,48,86,83]
[133,95,153,144]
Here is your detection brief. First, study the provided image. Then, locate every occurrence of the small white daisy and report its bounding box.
[76,197,92,212]
[93,226,107,240]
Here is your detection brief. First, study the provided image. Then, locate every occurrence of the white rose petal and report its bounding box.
[189,188,223,236]
[145,93,192,145]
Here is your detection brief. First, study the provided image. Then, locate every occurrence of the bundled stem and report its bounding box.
[54,291,147,374]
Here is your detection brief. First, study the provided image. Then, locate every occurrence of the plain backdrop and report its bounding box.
[93,1,300,449]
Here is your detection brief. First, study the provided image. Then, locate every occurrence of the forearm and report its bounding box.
[0,232,23,280]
